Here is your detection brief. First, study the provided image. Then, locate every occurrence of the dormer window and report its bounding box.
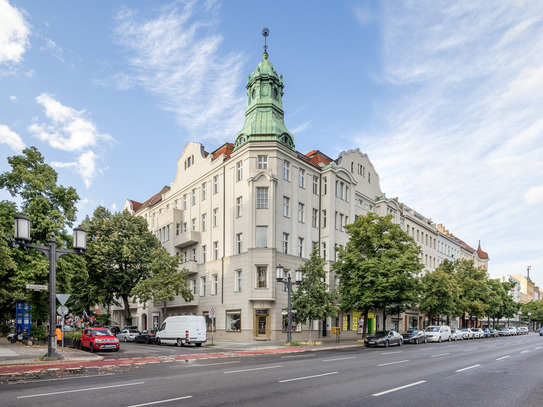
[185,155,194,169]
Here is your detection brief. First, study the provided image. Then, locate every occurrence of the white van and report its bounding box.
[424,325,452,342]
[156,316,207,347]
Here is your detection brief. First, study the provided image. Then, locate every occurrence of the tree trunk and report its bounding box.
[122,294,132,327]
[308,319,312,343]
[162,301,167,325]
[383,309,387,330]
[362,308,369,339]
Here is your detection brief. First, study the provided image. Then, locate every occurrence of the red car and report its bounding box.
[80,327,120,352]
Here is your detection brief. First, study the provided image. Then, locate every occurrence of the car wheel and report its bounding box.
[384,340,389,348]
[123,337,127,342]
[89,343,95,353]
[424,337,427,343]
[448,335,452,342]
[398,339,403,347]
[177,338,184,347]
[438,336,442,343]
[145,337,150,344]
[157,338,162,346]
[114,347,119,352]
[415,338,418,344]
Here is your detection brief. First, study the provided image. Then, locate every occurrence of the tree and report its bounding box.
[419,260,460,326]
[131,249,194,320]
[0,147,82,324]
[333,212,423,337]
[291,244,338,342]
[455,259,491,327]
[484,278,504,328]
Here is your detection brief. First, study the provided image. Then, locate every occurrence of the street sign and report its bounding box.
[209,307,216,319]
[26,284,48,291]
[56,294,71,305]
[57,305,68,316]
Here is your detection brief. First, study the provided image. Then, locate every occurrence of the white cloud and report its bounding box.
[41,37,64,62]
[0,0,30,65]
[10,95,16,102]
[29,94,113,188]
[525,186,543,205]
[110,0,246,142]
[0,123,25,152]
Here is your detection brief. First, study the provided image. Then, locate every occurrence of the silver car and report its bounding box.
[450,329,464,341]
[471,328,485,339]
[117,328,140,342]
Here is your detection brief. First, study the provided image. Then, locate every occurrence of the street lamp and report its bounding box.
[14,215,86,360]
[276,264,302,344]
[518,310,522,328]
[528,312,532,331]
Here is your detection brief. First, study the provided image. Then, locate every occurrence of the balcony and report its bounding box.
[173,230,200,248]
[179,260,198,275]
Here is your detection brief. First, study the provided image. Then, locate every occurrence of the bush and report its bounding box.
[30,325,47,341]
[64,331,82,340]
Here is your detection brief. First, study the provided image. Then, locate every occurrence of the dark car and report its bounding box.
[402,329,427,344]
[135,330,157,344]
[364,330,403,348]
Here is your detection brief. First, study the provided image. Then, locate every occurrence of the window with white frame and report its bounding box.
[192,218,196,231]
[283,161,290,180]
[298,203,305,223]
[235,269,242,292]
[201,245,206,263]
[322,242,327,260]
[176,223,181,236]
[236,161,243,181]
[202,213,207,231]
[201,182,207,200]
[213,241,219,260]
[283,196,290,217]
[200,277,206,296]
[213,175,219,194]
[312,209,318,228]
[182,222,188,233]
[323,177,327,195]
[257,155,268,169]
[299,168,305,188]
[192,188,196,206]
[256,226,268,248]
[256,187,268,209]
[313,175,318,194]
[213,208,219,227]
[256,266,267,288]
[298,237,304,257]
[236,196,243,217]
[226,310,241,332]
[283,233,289,254]
[183,194,187,210]
[190,279,196,295]
[192,248,196,261]
[322,210,327,228]
[236,233,243,254]
[212,275,218,295]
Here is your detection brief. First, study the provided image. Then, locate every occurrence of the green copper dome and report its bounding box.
[233,52,295,151]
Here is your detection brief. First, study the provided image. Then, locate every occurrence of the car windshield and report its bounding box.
[403,330,418,335]
[372,331,389,338]
[91,329,112,336]
[425,327,440,332]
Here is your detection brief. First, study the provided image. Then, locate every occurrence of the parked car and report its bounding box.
[450,329,464,341]
[507,327,518,336]
[135,330,157,344]
[424,325,452,342]
[457,328,474,340]
[80,327,119,352]
[471,328,485,339]
[498,328,510,336]
[117,328,140,342]
[107,325,121,336]
[401,329,427,344]
[364,330,403,348]
[518,327,528,335]
[156,315,207,347]
[488,329,499,337]
[539,328,543,336]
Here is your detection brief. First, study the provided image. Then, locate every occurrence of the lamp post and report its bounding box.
[518,310,522,328]
[528,312,532,332]
[14,215,86,360]
[276,264,302,344]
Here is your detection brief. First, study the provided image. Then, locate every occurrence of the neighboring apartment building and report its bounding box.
[512,274,535,304]
[436,224,462,267]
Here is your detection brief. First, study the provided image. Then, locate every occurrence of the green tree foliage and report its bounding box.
[455,259,492,325]
[521,299,543,326]
[0,147,82,324]
[419,259,460,325]
[333,212,423,337]
[291,244,338,342]
[131,249,193,320]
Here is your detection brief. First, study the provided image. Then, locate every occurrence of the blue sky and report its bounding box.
[1,1,542,286]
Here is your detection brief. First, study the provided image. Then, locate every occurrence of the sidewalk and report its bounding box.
[0,337,364,376]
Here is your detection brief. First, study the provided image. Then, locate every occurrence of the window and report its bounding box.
[256,226,268,248]
[192,248,196,261]
[312,209,318,228]
[298,203,305,223]
[212,275,218,295]
[368,172,371,183]
[283,233,289,254]
[283,161,290,180]
[236,196,243,217]
[236,233,243,254]
[235,270,242,292]
[236,161,243,181]
[182,222,188,233]
[176,223,181,236]
[213,175,219,194]
[192,188,196,206]
[202,214,207,231]
[257,155,268,169]
[201,245,207,263]
[322,242,327,260]
[226,310,241,332]
[183,194,187,210]
[256,187,268,209]
[174,200,178,209]
[283,196,290,217]
[190,279,196,295]
[192,218,196,231]
[299,169,305,188]
[213,208,219,227]
[185,155,194,169]
[323,177,327,195]
[313,176,318,194]
[298,238,304,257]
[213,241,219,260]
[256,266,267,288]
[200,277,206,296]
[201,183,207,200]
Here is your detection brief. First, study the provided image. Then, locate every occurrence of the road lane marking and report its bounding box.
[535,347,542,350]
[378,360,409,367]
[18,382,145,398]
[496,355,510,360]
[380,351,403,355]
[224,365,282,374]
[463,348,478,352]
[520,350,529,354]
[279,372,338,383]
[281,354,316,359]
[456,364,481,372]
[372,380,426,396]
[430,353,450,358]
[126,396,193,406]
[322,356,357,362]
[188,361,240,367]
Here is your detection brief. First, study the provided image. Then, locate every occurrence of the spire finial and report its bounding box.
[262,27,269,55]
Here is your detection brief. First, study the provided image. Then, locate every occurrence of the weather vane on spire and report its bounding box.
[262,27,269,53]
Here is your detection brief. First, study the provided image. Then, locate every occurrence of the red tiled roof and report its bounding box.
[304,150,334,168]
[477,242,489,259]
[211,143,234,160]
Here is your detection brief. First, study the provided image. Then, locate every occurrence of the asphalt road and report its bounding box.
[2,334,542,407]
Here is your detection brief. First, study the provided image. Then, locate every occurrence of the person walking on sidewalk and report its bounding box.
[56,326,62,346]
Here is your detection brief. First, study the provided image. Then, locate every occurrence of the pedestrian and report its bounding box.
[56,326,62,346]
